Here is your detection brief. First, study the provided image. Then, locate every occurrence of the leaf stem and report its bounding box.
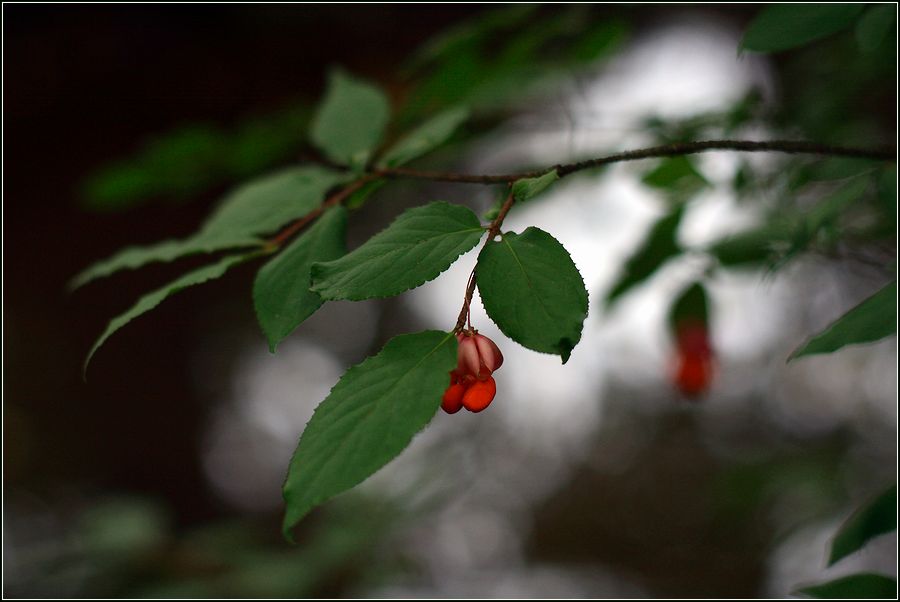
[454,187,516,333]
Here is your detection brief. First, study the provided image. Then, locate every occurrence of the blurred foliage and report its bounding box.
[829,484,898,567]
[6,493,405,598]
[81,105,312,211]
[796,573,897,599]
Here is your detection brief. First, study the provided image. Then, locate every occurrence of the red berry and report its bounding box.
[462,376,496,413]
[674,352,713,397]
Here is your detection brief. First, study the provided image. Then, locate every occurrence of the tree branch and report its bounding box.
[375,139,895,184]
[271,138,894,251]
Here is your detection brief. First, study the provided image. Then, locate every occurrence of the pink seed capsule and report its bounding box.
[457,336,483,377]
[473,333,503,373]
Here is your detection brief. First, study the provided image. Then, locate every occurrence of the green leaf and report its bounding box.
[807,157,881,181]
[790,280,897,360]
[477,227,588,363]
[572,18,629,62]
[642,156,708,196]
[805,177,871,232]
[311,202,484,301]
[512,170,559,203]
[830,485,897,566]
[708,222,793,268]
[796,573,897,599]
[345,178,387,210]
[198,166,347,245]
[741,4,866,53]
[81,162,156,212]
[253,207,348,353]
[70,166,346,290]
[282,330,456,538]
[606,205,684,305]
[856,5,896,54]
[310,70,390,167]
[69,239,219,291]
[879,166,897,219]
[669,282,709,330]
[84,253,258,376]
[379,107,469,167]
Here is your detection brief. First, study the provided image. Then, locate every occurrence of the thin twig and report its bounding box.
[374,139,895,184]
[269,138,895,252]
[265,174,378,249]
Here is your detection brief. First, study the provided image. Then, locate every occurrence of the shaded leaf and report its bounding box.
[830,485,897,566]
[345,179,387,210]
[282,330,456,538]
[606,205,684,304]
[84,253,258,376]
[708,222,793,268]
[512,170,559,202]
[80,106,312,211]
[669,282,709,330]
[253,207,348,353]
[572,18,629,62]
[878,166,896,219]
[311,70,390,167]
[796,573,897,599]
[790,280,897,360]
[807,157,881,181]
[379,107,469,167]
[311,202,483,301]
[81,162,156,212]
[856,5,896,54]
[477,227,588,363]
[741,4,865,53]
[642,156,708,196]
[70,239,219,291]
[71,166,346,290]
[198,166,347,245]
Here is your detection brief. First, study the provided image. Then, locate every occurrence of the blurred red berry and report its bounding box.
[671,320,715,398]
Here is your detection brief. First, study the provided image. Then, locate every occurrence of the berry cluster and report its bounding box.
[441,330,504,414]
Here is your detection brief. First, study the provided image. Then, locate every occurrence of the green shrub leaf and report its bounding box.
[282,330,456,539]
[512,170,559,202]
[311,202,484,301]
[796,573,897,599]
[477,227,588,363]
[84,253,259,376]
[741,4,866,53]
[790,280,897,360]
[311,70,390,167]
[70,166,346,290]
[856,4,897,54]
[830,485,898,566]
[606,205,684,305]
[642,156,708,196]
[379,107,469,167]
[253,207,348,353]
